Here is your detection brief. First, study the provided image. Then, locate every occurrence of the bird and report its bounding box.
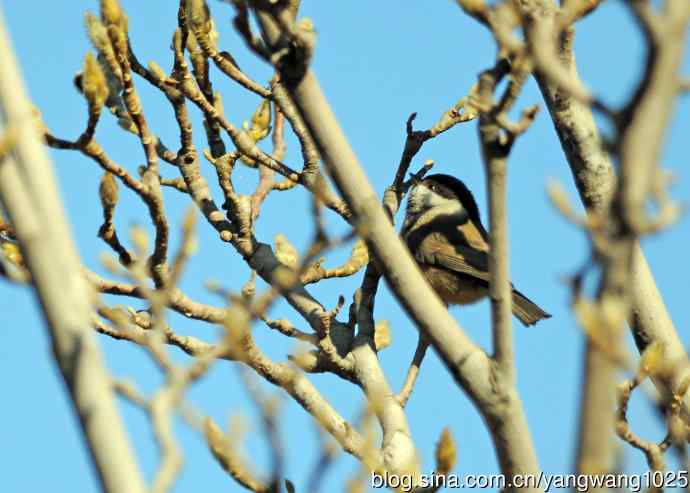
[401,173,551,326]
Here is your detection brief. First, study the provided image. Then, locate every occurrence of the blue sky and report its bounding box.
[1,1,689,492]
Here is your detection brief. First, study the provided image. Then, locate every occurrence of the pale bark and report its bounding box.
[479,105,514,381]
[532,25,619,477]
[522,0,690,476]
[0,9,147,493]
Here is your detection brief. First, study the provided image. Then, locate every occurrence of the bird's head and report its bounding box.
[405,174,481,223]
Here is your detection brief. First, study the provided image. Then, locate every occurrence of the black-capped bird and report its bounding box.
[401,173,550,326]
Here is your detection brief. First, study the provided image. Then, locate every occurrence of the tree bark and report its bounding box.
[0,10,147,493]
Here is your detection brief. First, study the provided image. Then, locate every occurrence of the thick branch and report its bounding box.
[520,0,690,477]
[0,10,146,493]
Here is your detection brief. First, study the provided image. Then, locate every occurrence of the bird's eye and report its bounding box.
[429,184,436,192]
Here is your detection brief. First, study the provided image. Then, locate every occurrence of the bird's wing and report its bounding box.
[411,233,490,283]
[405,216,493,282]
[426,246,490,282]
[427,220,491,281]
[457,219,490,252]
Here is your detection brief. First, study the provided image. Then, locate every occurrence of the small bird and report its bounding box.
[401,173,550,326]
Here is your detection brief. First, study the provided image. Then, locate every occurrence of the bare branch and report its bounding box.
[396,336,429,408]
[0,9,146,492]
[252,7,543,485]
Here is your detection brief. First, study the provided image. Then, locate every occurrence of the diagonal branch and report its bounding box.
[0,9,146,493]
[251,7,543,487]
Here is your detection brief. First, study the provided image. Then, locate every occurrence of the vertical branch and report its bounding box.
[473,60,543,488]
[484,151,512,373]
[0,9,146,493]
[520,3,621,477]
[574,344,618,478]
[476,60,538,378]
[476,64,514,377]
[516,0,690,480]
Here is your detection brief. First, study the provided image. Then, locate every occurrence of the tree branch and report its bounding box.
[518,0,690,479]
[0,9,146,493]
[252,8,543,487]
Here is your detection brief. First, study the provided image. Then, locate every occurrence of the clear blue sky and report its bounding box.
[1,1,689,492]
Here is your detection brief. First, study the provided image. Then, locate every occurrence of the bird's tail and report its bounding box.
[511,289,551,327]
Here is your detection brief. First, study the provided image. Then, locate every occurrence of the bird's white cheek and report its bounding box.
[407,186,428,211]
[425,194,441,208]
[425,191,451,209]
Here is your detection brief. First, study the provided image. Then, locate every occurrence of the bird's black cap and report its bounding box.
[422,174,482,224]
